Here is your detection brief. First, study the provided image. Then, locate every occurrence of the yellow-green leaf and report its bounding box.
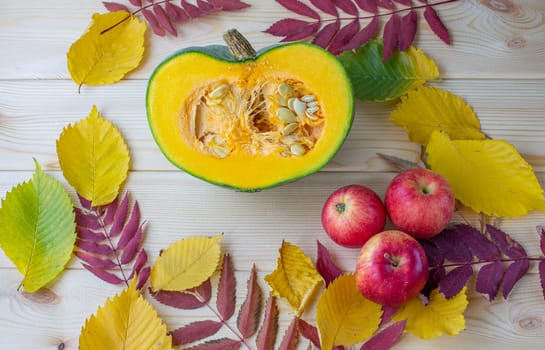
[264,241,322,315]
[79,278,172,350]
[67,11,146,88]
[150,235,222,292]
[57,105,130,206]
[0,160,76,292]
[316,274,382,349]
[390,86,486,145]
[392,287,468,339]
[427,130,545,217]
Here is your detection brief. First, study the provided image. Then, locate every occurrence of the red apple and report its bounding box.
[385,168,455,239]
[321,184,386,248]
[355,230,428,306]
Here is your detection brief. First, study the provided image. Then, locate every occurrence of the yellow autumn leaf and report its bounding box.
[390,86,486,145]
[392,287,468,339]
[264,241,322,315]
[80,279,172,350]
[150,234,222,292]
[56,105,130,206]
[427,130,545,217]
[316,274,382,349]
[67,11,146,88]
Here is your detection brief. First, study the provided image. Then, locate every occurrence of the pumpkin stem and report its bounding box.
[223,29,257,60]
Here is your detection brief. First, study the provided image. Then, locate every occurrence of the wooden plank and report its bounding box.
[1,79,545,172]
[0,0,544,80]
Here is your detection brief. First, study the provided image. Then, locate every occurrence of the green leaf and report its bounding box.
[338,40,439,101]
[0,160,76,292]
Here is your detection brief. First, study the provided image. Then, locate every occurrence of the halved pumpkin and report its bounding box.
[146,30,354,191]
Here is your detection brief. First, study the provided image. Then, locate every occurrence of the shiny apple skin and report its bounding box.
[321,184,387,248]
[385,168,455,239]
[355,230,429,306]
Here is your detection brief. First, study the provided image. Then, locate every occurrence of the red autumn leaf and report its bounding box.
[539,260,545,299]
[312,20,340,48]
[256,295,279,350]
[329,18,360,54]
[102,196,119,226]
[188,338,242,350]
[276,0,321,19]
[379,304,400,327]
[197,0,216,12]
[82,263,125,285]
[116,202,141,249]
[110,193,129,237]
[129,0,142,6]
[338,14,379,51]
[237,265,263,339]
[281,22,321,42]
[422,267,446,298]
[502,260,530,299]
[382,13,401,60]
[142,8,166,36]
[457,225,499,261]
[538,226,545,255]
[297,318,320,348]
[278,318,299,350]
[120,224,143,264]
[132,250,148,275]
[475,261,504,301]
[76,239,113,255]
[399,9,417,51]
[333,0,359,15]
[419,239,444,266]
[377,0,395,10]
[103,2,130,12]
[354,0,378,13]
[208,0,251,11]
[217,254,237,320]
[393,0,412,6]
[165,2,190,22]
[151,279,212,309]
[75,208,101,230]
[78,194,92,210]
[76,226,104,242]
[265,19,315,37]
[75,251,117,269]
[181,0,205,18]
[424,6,450,44]
[136,266,150,289]
[316,241,343,286]
[170,320,223,346]
[310,0,338,16]
[154,4,177,36]
[360,320,406,350]
[439,264,473,299]
[487,225,527,259]
[432,228,473,263]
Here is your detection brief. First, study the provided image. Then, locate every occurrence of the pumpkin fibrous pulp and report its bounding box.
[146,30,354,191]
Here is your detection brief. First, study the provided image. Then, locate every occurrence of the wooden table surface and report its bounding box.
[1,0,545,349]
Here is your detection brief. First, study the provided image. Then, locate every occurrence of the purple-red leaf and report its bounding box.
[102,196,119,226]
[276,0,321,19]
[502,260,530,299]
[136,266,150,289]
[197,0,216,12]
[165,2,187,22]
[281,22,321,42]
[208,0,251,11]
[377,0,395,10]
[154,4,177,36]
[103,2,130,12]
[76,239,113,255]
[75,208,102,230]
[75,251,117,269]
[382,13,401,61]
[333,0,359,15]
[129,0,142,6]
[393,0,412,6]
[256,295,279,350]
[475,261,504,301]
[439,265,473,299]
[187,338,242,350]
[310,0,338,16]
[360,320,406,350]
[538,226,545,255]
[457,224,499,260]
[152,279,212,309]
[487,225,527,259]
[78,194,92,210]
[170,320,223,346]
[418,239,444,266]
[120,225,143,264]
[399,10,417,51]
[265,19,315,37]
[110,193,129,237]
[338,15,379,51]
[355,0,378,13]
[329,18,360,55]
[142,8,166,36]
[237,265,263,339]
[380,304,400,327]
[424,6,450,44]
[297,319,320,348]
[81,263,124,285]
[422,267,446,298]
[539,260,545,299]
[278,318,299,350]
[181,0,205,18]
[432,228,473,263]
[316,241,343,286]
[311,20,340,49]
[117,202,141,249]
[132,250,148,275]
[77,226,105,242]
[217,254,237,320]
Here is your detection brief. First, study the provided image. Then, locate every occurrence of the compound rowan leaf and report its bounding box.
[170,320,223,346]
[150,235,222,292]
[426,130,545,217]
[502,260,530,299]
[264,241,322,314]
[237,265,263,339]
[475,261,504,301]
[57,105,130,206]
[360,320,406,350]
[67,11,146,88]
[217,254,236,320]
[393,287,468,339]
[390,87,485,145]
[256,295,279,350]
[338,40,439,101]
[79,279,172,350]
[0,160,76,292]
[317,274,383,349]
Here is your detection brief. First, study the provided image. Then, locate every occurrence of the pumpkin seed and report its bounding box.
[205,97,223,106]
[290,143,306,156]
[278,83,293,97]
[282,123,298,135]
[212,146,229,158]
[277,107,296,123]
[306,106,319,114]
[301,95,316,102]
[307,101,319,108]
[277,95,288,106]
[287,98,296,111]
[208,84,229,99]
[305,110,318,120]
[292,98,307,116]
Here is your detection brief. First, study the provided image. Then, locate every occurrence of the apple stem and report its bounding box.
[384,253,399,268]
[335,202,346,214]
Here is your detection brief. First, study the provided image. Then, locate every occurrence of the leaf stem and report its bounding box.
[430,256,545,269]
[100,0,166,35]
